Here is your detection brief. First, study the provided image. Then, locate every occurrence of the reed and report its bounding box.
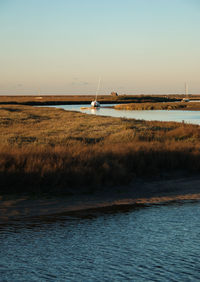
[0,94,179,106]
[1,104,200,195]
[115,102,200,111]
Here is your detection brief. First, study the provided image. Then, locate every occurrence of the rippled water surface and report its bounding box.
[1,202,200,281]
[48,104,200,125]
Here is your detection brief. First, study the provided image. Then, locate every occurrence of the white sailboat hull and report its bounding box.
[91,100,100,107]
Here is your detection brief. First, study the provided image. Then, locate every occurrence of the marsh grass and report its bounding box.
[115,102,200,111]
[1,104,200,194]
[0,94,179,105]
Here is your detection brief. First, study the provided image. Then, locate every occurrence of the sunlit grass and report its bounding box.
[1,104,200,194]
[115,102,200,111]
[0,94,179,105]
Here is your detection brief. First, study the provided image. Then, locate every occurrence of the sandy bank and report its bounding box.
[1,176,200,222]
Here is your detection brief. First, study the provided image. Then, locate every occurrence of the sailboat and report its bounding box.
[91,77,101,107]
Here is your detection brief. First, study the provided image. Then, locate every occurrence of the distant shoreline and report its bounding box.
[1,95,200,111]
[0,94,181,106]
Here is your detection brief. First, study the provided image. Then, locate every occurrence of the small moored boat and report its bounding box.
[182,98,190,102]
[91,100,100,107]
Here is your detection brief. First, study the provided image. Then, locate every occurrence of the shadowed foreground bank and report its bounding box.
[1,104,200,195]
[1,176,200,221]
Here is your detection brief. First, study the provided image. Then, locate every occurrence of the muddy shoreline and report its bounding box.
[1,176,200,222]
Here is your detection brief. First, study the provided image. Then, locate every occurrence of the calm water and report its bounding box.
[1,202,200,281]
[48,104,200,125]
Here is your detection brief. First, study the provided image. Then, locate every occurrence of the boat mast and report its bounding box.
[185,82,188,97]
[95,77,101,101]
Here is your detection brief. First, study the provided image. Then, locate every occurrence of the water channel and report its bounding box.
[1,202,200,281]
[49,104,200,125]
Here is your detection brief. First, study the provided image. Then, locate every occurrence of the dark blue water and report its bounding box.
[1,202,200,281]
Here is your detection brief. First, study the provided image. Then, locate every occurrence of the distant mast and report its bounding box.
[185,82,189,97]
[182,82,190,102]
[95,77,101,100]
[91,77,101,107]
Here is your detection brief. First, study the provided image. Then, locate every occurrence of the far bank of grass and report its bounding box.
[114,101,200,111]
[1,104,200,195]
[0,94,179,106]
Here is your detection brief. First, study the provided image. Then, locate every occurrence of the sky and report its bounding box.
[0,0,200,95]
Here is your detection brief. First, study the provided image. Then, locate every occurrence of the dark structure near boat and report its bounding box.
[111,92,118,97]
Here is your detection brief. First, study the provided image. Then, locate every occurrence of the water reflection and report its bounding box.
[90,107,100,114]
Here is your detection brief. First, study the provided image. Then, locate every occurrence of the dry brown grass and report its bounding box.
[115,102,200,111]
[1,104,200,194]
[0,94,180,105]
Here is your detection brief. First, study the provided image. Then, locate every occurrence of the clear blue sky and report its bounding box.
[0,0,200,95]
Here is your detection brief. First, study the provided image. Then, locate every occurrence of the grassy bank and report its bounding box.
[1,104,200,195]
[0,94,179,106]
[115,102,200,111]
